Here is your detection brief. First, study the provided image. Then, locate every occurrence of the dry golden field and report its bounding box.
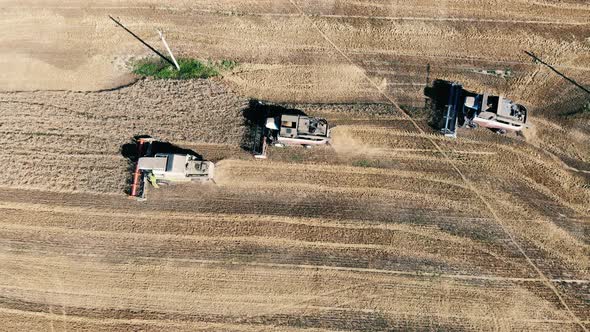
[1,1,589,331]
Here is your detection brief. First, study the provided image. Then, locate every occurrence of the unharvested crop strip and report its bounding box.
[287,0,588,330]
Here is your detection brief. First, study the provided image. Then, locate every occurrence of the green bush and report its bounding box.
[132,58,237,80]
[353,159,376,167]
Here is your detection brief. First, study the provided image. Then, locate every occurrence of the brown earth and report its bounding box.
[1,1,589,331]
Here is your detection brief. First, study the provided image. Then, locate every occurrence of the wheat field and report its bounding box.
[0,1,589,331]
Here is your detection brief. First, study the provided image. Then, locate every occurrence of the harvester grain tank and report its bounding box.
[130,138,214,200]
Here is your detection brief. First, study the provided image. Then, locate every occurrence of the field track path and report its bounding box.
[7,4,588,26]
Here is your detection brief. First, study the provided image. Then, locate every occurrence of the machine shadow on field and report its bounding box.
[240,100,306,154]
[424,80,453,130]
[120,136,202,194]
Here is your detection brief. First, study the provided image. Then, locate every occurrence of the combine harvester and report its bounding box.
[252,102,331,158]
[130,138,214,200]
[431,80,528,137]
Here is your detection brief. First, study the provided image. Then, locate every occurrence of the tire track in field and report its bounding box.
[183,26,590,72]
[2,199,585,230]
[438,134,590,215]
[194,8,590,27]
[216,159,472,190]
[307,13,589,26]
[129,257,590,284]
[8,5,588,26]
[287,0,589,330]
[11,4,589,73]
[349,49,590,72]
[1,245,582,285]
[0,308,271,332]
[0,203,561,283]
[1,206,587,328]
[1,301,587,330]
[2,247,588,327]
[0,204,524,276]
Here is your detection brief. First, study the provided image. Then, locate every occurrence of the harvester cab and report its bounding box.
[130,138,214,200]
[428,80,528,137]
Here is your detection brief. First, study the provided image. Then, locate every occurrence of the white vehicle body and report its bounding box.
[138,153,214,183]
[468,95,528,133]
[265,114,331,146]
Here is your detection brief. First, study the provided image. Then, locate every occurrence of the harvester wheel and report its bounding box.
[302,144,313,149]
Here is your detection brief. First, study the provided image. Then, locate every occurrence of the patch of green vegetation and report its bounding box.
[353,159,380,168]
[132,58,238,80]
[218,59,238,71]
[353,159,372,167]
